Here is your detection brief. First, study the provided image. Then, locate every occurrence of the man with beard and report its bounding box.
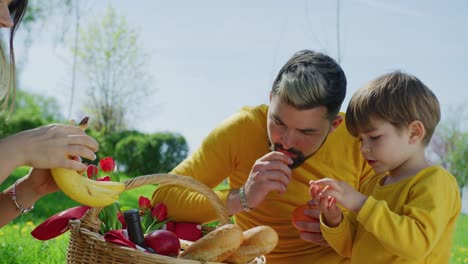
[151,50,374,264]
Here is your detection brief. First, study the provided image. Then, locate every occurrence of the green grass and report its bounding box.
[451,214,468,264]
[0,222,68,263]
[0,169,466,263]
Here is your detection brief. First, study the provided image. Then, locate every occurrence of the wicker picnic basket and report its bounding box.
[66,173,266,264]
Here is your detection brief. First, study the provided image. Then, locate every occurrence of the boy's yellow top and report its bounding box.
[322,166,461,264]
[152,104,374,264]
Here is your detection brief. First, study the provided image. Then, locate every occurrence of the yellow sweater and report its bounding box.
[152,105,374,264]
[321,166,461,264]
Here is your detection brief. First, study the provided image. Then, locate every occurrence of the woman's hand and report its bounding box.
[7,124,99,172]
[26,168,60,197]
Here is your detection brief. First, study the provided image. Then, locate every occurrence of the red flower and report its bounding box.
[152,203,168,222]
[86,165,99,179]
[138,196,152,211]
[100,157,115,173]
[117,211,126,229]
[97,175,111,181]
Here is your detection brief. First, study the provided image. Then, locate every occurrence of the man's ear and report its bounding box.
[329,115,344,133]
[408,120,426,144]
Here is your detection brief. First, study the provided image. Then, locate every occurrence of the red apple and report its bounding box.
[144,230,180,257]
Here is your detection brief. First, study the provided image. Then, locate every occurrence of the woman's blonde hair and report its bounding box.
[0,0,28,116]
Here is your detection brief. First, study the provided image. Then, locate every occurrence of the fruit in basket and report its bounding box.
[144,230,180,257]
[179,224,243,262]
[291,204,319,231]
[225,225,279,263]
[51,167,125,207]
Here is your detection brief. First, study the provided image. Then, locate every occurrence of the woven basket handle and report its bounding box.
[80,173,231,231]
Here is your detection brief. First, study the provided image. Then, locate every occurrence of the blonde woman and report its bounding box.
[0,0,98,227]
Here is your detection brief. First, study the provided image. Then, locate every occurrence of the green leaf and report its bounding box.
[145,217,173,234]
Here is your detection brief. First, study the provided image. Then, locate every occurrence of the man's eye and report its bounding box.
[273,119,284,126]
[301,131,316,136]
[370,136,381,140]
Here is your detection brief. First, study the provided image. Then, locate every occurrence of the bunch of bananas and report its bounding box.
[51,117,125,207]
[51,167,125,207]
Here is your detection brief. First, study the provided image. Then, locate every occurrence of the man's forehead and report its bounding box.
[269,100,329,128]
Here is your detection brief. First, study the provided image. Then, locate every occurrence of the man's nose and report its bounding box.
[280,130,296,150]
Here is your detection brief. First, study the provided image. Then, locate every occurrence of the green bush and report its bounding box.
[83,129,144,165]
[114,134,148,175]
[0,114,46,138]
[115,132,188,176]
[0,89,62,138]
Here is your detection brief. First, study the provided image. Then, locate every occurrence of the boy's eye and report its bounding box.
[370,136,381,140]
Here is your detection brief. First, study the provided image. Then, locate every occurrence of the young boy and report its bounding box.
[309,71,461,263]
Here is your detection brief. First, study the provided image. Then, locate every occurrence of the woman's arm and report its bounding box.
[0,168,58,228]
[0,124,98,184]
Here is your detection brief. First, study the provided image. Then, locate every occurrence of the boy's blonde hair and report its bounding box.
[346,71,440,145]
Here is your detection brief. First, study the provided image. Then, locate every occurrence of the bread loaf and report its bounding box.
[179,224,243,262]
[224,225,278,264]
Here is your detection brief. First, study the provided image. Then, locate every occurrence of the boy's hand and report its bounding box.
[310,178,368,213]
[309,183,342,227]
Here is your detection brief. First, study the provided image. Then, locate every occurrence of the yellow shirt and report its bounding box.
[321,166,461,264]
[152,105,374,264]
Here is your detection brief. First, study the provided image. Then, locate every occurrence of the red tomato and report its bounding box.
[291,204,319,231]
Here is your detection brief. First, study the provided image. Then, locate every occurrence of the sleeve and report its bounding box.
[320,211,357,257]
[151,112,245,224]
[356,173,460,260]
[358,159,375,189]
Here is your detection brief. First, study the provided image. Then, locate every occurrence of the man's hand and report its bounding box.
[242,151,293,209]
[293,205,330,247]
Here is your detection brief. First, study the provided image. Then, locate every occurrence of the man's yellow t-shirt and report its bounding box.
[152,105,374,264]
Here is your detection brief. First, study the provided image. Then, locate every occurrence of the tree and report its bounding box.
[73,5,154,135]
[427,105,468,196]
[446,133,468,194]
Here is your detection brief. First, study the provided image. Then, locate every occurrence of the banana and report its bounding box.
[51,168,125,207]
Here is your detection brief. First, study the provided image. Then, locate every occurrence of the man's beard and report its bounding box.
[270,144,306,169]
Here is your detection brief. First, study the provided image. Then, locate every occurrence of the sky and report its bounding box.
[16,0,468,153]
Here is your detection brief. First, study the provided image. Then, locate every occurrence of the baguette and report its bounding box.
[179,238,193,251]
[179,224,243,262]
[224,225,279,264]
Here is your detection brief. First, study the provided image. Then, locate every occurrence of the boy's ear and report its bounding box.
[329,115,344,133]
[408,120,426,144]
